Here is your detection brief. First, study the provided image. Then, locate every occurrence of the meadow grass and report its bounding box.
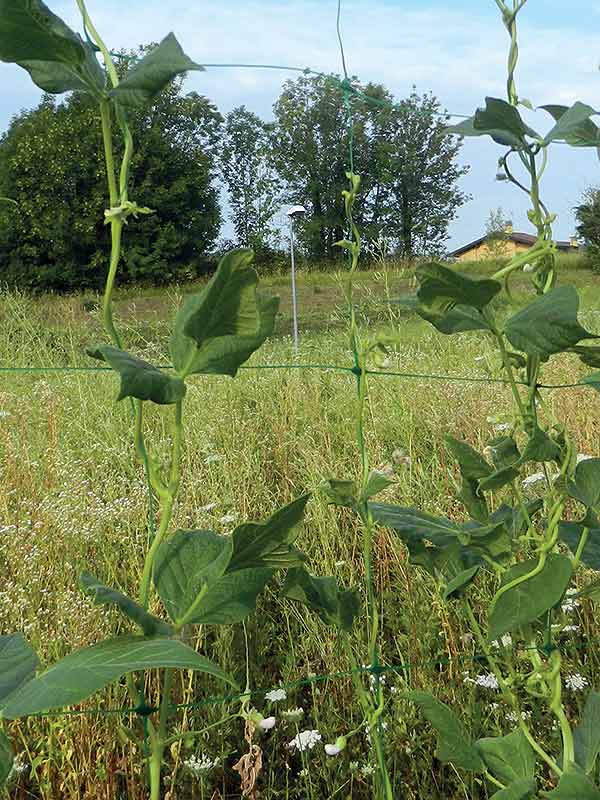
[1,261,600,799]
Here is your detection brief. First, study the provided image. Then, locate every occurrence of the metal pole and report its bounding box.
[289,219,299,353]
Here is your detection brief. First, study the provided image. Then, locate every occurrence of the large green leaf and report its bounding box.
[566,459,600,513]
[182,567,274,625]
[0,1,104,95]
[574,691,600,774]
[282,567,359,631]
[1,637,235,719]
[443,566,480,600]
[0,634,39,704]
[476,730,536,785]
[87,345,186,405]
[110,33,203,109]
[559,523,600,570]
[520,426,561,464]
[487,437,521,471]
[583,372,600,394]
[491,780,537,800]
[445,436,493,480]
[370,505,461,543]
[170,249,279,378]
[504,286,597,362]
[418,304,492,335]
[80,573,173,637]
[404,691,484,772]
[488,554,573,642]
[541,104,600,147]
[446,97,540,148]
[479,466,520,493]
[153,530,233,626]
[542,765,600,798]
[416,262,501,319]
[229,495,310,571]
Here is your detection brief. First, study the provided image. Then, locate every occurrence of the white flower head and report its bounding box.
[282,707,304,722]
[464,672,499,690]
[361,763,376,776]
[219,513,237,526]
[288,729,322,752]
[565,673,589,691]
[391,448,412,468]
[265,688,287,702]
[522,262,534,273]
[259,716,276,731]
[325,735,347,757]
[183,754,220,776]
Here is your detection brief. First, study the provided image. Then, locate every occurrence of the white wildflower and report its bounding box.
[324,736,347,756]
[204,454,224,465]
[562,590,580,614]
[493,423,511,432]
[361,763,376,776]
[259,716,276,731]
[522,262,534,273]
[565,673,588,691]
[282,707,304,722]
[464,672,499,690]
[9,753,27,776]
[349,760,360,772]
[219,513,237,526]
[563,625,580,633]
[265,688,287,702]
[199,502,217,513]
[506,710,532,724]
[183,754,220,776]
[288,729,322,752]
[491,634,513,648]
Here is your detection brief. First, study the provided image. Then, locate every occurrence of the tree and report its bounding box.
[271,74,391,262]
[270,77,469,262]
[0,51,222,291]
[221,106,280,250]
[484,207,511,260]
[377,91,470,258]
[575,187,600,271]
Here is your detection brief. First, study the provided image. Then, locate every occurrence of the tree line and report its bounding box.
[0,51,470,291]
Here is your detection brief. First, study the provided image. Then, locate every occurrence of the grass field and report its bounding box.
[2,259,600,799]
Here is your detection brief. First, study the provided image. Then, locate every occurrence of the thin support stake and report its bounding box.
[289,219,300,353]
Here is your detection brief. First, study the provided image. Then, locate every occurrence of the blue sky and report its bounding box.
[1,0,599,248]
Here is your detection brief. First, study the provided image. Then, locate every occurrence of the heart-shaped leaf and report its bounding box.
[559,523,600,570]
[80,573,173,637]
[0,633,39,704]
[488,554,573,642]
[542,765,600,798]
[282,567,359,631]
[443,566,480,600]
[416,262,501,319]
[110,33,204,109]
[229,495,310,571]
[404,691,485,772]
[445,436,493,480]
[446,97,540,148]
[0,0,104,95]
[566,458,600,513]
[574,691,600,775]
[178,567,274,625]
[491,779,537,800]
[1,636,235,718]
[541,103,600,147]
[504,286,597,362]
[153,530,234,626]
[170,249,279,378]
[476,730,536,785]
[88,345,186,405]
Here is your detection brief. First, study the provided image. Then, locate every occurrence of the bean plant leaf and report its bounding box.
[404,691,485,772]
[370,505,461,543]
[170,249,279,378]
[542,765,600,798]
[559,523,600,570]
[488,554,573,642]
[476,730,536,785]
[153,530,234,625]
[80,572,173,637]
[571,346,600,369]
[490,501,543,539]
[491,780,537,800]
[110,33,204,109]
[1,637,235,719]
[445,436,493,479]
[520,426,561,464]
[486,437,521,470]
[583,372,600,394]
[0,633,39,704]
[282,567,359,631]
[0,0,104,95]
[87,345,186,405]
[566,458,600,513]
[416,262,501,319]
[320,479,357,509]
[504,286,597,362]
[446,97,540,148]
[0,730,12,785]
[418,304,492,335]
[573,691,600,774]
[443,566,480,600]
[541,104,600,147]
[181,567,275,625]
[479,465,520,493]
[229,495,310,571]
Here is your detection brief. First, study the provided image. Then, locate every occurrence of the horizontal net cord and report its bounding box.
[24,633,600,720]
[0,362,592,390]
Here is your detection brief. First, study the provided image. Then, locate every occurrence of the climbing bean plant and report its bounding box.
[0,2,354,798]
[365,2,600,797]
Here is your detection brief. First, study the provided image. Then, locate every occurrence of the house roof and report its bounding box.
[450,232,578,257]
